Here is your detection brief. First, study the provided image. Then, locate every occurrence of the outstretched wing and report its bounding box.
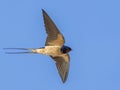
[42,9,65,46]
[51,54,70,83]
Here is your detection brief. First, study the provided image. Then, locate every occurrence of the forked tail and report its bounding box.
[3,48,38,54]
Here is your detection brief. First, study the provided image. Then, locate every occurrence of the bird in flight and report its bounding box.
[4,9,72,83]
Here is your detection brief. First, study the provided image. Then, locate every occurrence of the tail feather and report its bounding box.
[3,47,45,54]
[5,52,33,54]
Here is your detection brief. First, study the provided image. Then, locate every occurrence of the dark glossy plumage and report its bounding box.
[61,45,72,54]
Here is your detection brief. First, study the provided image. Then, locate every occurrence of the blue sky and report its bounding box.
[0,0,120,90]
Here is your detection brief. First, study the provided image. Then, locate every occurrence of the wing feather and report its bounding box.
[42,9,65,46]
[51,54,70,83]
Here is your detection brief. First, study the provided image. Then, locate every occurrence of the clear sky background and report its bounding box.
[0,0,120,90]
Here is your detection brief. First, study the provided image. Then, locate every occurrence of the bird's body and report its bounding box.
[34,46,62,56]
[4,9,71,83]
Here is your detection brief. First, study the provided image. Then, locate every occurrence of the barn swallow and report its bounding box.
[4,9,72,83]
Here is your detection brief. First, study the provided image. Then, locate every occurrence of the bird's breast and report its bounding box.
[44,46,62,56]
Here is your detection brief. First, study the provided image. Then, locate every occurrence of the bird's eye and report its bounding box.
[65,48,69,52]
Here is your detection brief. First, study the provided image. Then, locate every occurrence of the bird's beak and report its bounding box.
[3,48,37,54]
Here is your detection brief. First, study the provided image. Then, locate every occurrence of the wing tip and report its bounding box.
[62,79,66,83]
[42,9,47,14]
[61,74,68,83]
[42,9,45,12]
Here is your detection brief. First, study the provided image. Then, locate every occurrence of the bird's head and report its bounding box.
[61,45,72,54]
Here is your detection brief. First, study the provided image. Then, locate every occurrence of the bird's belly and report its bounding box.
[44,46,61,56]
